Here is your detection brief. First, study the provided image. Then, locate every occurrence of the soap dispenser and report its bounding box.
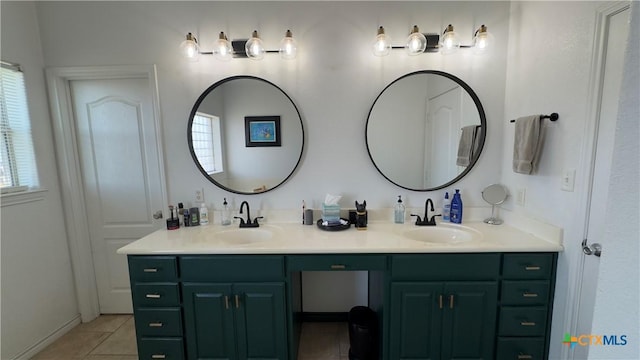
[221,198,231,226]
[442,192,451,221]
[394,195,405,224]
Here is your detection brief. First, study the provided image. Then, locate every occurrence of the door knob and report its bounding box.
[582,239,602,257]
[153,210,163,219]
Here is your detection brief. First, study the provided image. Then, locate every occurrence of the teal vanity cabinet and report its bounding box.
[389,254,500,360]
[128,256,185,360]
[496,253,557,360]
[180,256,288,360]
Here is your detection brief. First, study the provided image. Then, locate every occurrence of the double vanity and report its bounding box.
[118,219,562,360]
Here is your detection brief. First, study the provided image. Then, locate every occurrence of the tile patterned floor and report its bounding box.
[31,315,349,360]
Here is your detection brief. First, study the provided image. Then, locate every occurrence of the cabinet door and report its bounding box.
[183,283,236,360]
[441,282,498,360]
[389,282,442,360]
[234,283,288,360]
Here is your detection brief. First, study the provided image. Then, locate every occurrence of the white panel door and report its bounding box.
[574,5,629,359]
[426,86,462,187]
[70,78,165,313]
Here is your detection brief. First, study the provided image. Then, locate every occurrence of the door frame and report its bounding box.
[46,65,168,322]
[565,2,630,359]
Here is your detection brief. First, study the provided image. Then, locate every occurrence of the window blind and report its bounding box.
[0,61,39,192]
[192,112,223,175]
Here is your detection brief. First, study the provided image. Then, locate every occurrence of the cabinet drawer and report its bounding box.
[502,254,553,279]
[496,338,544,360]
[287,255,387,271]
[138,337,184,360]
[499,307,548,336]
[501,281,550,305]
[129,256,178,282]
[133,283,180,307]
[135,308,183,337]
[391,253,500,280]
[180,255,284,281]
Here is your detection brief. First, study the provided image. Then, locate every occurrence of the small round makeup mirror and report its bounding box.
[482,184,508,225]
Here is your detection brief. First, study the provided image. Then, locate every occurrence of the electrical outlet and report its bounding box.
[516,188,526,206]
[561,168,576,192]
[195,188,204,203]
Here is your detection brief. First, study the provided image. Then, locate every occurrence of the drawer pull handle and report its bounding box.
[151,355,166,359]
[225,295,230,310]
[439,295,443,309]
[331,264,346,270]
[521,321,537,326]
[525,266,541,271]
[235,294,240,308]
[523,292,539,298]
[143,268,158,273]
[148,322,163,327]
[449,294,454,309]
[518,355,533,360]
[145,294,161,299]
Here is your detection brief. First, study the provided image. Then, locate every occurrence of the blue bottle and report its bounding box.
[450,189,463,224]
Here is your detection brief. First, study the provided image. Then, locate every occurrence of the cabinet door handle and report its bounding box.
[439,295,443,309]
[523,292,538,298]
[148,322,163,327]
[224,295,230,310]
[235,294,240,308]
[518,354,533,359]
[520,321,536,326]
[449,295,454,309]
[145,294,161,299]
[143,268,158,273]
[330,264,346,270]
[525,266,541,271]
[151,355,166,359]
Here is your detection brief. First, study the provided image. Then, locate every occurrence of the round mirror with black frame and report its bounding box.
[365,70,486,191]
[188,75,304,194]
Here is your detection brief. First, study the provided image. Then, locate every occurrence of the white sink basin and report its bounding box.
[402,225,482,244]
[215,226,277,245]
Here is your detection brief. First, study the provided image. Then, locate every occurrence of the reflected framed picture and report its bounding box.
[245,116,281,147]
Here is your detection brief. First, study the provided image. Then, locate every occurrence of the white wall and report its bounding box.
[502,1,638,358]
[0,2,79,359]
[589,2,639,359]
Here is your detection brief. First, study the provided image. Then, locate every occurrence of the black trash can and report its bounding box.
[348,306,378,360]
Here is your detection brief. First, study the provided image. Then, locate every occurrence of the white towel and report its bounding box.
[513,115,545,174]
[456,125,477,167]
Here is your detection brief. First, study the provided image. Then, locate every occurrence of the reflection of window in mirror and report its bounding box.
[192,112,223,175]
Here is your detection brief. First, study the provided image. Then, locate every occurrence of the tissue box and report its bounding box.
[322,203,340,221]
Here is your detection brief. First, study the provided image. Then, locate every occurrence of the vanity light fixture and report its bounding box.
[372,26,392,57]
[213,32,233,61]
[440,24,461,54]
[180,30,298,61]
[372,23,492,56]
[405,25,427,55]
[180,33,200,61]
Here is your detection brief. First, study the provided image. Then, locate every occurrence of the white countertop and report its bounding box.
[117,218,563,255]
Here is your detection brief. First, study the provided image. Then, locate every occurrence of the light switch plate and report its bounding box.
[195,188,204,203]
[516,188,526,206]
[561,169,576,192]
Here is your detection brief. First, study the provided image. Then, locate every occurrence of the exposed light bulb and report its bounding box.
[372,26,392,57]
[405,25,427,56]
[214,32,233,61]
[180,33,200,61]
[245,30,265,60]
[440,24,460,55]
[473,25,494,54]
[279,30,298,60]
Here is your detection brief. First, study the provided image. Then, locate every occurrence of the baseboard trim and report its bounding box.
[13,315,81,360]
[302,312,349,322]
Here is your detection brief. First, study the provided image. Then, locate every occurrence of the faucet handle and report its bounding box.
[427,214,442,225]
[410,214,423,224]
[253,216,264,225]
[233,216,245,225]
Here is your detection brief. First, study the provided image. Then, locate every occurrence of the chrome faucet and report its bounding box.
[410,198,441,226]
[234,201,262,228]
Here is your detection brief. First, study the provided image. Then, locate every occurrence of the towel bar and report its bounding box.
[509,113,559,123]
